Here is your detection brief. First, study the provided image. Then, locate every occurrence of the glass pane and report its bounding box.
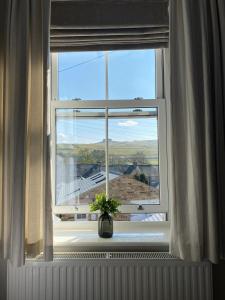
[58,52,105,100]
[108,49,155,99]
[113,213,165,222]
[108,108,159,205]
[57,50,156,101]
[56,109,106,205]
[56,213,166,222]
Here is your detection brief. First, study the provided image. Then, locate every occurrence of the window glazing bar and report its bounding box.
[105,51,109,198]
[55,111,157,119]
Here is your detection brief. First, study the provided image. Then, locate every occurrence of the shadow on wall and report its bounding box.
[0,259,7,300]
[213,260,225,300]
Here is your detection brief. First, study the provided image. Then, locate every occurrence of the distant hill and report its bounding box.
[57,139,158,164]
[97,138,112,144]
[58,139,158,147]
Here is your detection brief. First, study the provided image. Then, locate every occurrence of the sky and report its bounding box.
[56,50,158,144]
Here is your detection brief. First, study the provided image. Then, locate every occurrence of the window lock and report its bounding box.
[137,205,144,211]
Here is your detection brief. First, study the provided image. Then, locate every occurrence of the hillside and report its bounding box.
[57,139,158,164]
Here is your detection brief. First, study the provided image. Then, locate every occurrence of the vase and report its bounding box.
[98,212,113,238]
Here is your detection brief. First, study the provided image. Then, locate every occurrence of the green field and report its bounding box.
[57,140,158,165]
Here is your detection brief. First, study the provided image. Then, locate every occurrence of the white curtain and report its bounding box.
[170,0,225,263]
[0,0,53,266]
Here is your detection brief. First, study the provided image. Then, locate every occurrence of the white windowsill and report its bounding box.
[53,221,170,252]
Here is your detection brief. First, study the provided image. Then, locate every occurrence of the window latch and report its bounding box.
[137,205,144,211]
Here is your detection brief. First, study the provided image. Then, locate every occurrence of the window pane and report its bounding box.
[58,52,105,100]
[56,213,166,222]
[114,213,165,222]
[57,50,156,101]
[55,108,160,207]
[108,49,155,99]
[56,109,106,205]
[108,108,160,205]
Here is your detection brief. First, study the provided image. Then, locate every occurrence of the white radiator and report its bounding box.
[7,253,212,300]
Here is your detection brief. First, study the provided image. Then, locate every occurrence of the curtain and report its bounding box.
[170,0,225,263]
[51,0,169,51]
[0,0,53,266]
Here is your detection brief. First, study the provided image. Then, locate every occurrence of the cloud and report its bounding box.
[58,133,73,143]
[58,133,67,140]
[59,96,69,100]
[118,120,138,127]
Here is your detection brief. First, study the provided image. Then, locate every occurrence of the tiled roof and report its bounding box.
[57,171,118,205]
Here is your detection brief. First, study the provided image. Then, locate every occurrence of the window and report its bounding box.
[51,49,168,224]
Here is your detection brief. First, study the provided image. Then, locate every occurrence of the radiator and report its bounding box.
[7,253,212,300]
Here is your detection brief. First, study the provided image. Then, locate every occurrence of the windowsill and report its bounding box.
[53,221,170,252]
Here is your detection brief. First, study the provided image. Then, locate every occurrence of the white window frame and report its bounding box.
[50,50,169,217]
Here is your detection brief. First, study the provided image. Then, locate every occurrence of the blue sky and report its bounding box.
[57,117,158,144]
[57,50,158,144]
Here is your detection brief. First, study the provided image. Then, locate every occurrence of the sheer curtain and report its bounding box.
[170,0,225,263]
[0,0,52,266]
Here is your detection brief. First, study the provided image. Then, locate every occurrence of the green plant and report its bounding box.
[89,193,121,216]
[134,173,148,184]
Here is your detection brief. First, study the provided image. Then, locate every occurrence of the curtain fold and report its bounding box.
[170,0,225,263]
[51,0,169,51]
[0,0,52,266]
